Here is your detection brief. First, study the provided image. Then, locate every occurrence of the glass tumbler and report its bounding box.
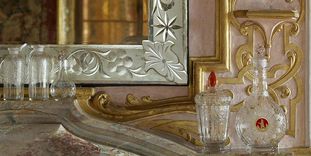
[28,45,51,100]
[2,47,25,100]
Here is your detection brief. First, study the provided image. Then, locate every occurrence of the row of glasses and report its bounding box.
[2,45,76,101]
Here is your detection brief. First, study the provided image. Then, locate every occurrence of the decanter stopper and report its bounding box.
[208,71,217,88]
[195,71,232,153]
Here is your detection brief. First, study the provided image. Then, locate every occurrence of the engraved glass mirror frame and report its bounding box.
[0,0,188,85]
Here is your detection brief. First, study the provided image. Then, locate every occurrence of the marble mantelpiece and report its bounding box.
[0,99,196,156]
[0,124,138,156]
[0,124,310,156]
[0,99,310,156]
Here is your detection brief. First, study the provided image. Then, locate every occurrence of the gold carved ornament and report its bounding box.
[76,0,305,147]
[226,0,305,137]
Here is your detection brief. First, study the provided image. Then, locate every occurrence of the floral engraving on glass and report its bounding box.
[66,49,112,78]
[66,49,145,78]
[143,41,187,83]
[152,0,175,14]
[145,0,186,83]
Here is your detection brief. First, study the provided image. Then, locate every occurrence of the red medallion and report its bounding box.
[256,118,269,131]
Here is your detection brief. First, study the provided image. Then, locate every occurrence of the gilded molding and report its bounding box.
[233,10,299,19]
[57,0,75,44]
[80,90,195,122]
[135,120,202,146]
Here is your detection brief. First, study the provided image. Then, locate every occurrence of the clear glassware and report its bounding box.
[195,71,232,153]
[28,45,51,100]
[2,48,25,100]
[235,48,287,151]
[50,54,76,99]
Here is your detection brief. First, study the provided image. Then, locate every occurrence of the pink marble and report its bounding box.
[189,0,216,57]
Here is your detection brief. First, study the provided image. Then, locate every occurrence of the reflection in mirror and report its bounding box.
[0,0,148,45]
[79,0,149,44]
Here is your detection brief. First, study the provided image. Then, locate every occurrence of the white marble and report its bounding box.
[0,124,137,156]
[0,99,197,156]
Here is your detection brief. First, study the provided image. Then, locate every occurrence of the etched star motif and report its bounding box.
[153,12,182,41]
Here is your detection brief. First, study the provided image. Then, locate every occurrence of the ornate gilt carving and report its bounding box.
[76,0,305,147]
[80,89,195,122]
[135,119,202,146]
[225,0,305,137]
[126,94,153,106]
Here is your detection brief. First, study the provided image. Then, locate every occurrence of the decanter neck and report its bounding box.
[58,59,65,79]
[252,57,268,96]
[58,59,69,80]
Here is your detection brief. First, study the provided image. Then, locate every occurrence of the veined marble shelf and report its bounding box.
[0,99,195,156]
[0,99,309,156]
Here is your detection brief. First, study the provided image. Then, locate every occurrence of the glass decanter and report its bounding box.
[235,48,287,151]
[195,71,232,153]
[50,54,76,99]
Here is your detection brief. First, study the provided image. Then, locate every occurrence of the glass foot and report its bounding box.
[201,143,227,154]
[248,145,279,154]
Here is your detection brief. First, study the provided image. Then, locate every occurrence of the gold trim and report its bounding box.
[57,0,75,44]
[276,86,292,99]
[190,0,230,67]
[233,10,299,19]
[135,119,231,147]
[136,120,202,146]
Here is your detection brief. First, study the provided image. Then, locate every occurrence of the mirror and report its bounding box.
[0,0,188,85]
[76,0,149,44]
[0,0,148,45]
